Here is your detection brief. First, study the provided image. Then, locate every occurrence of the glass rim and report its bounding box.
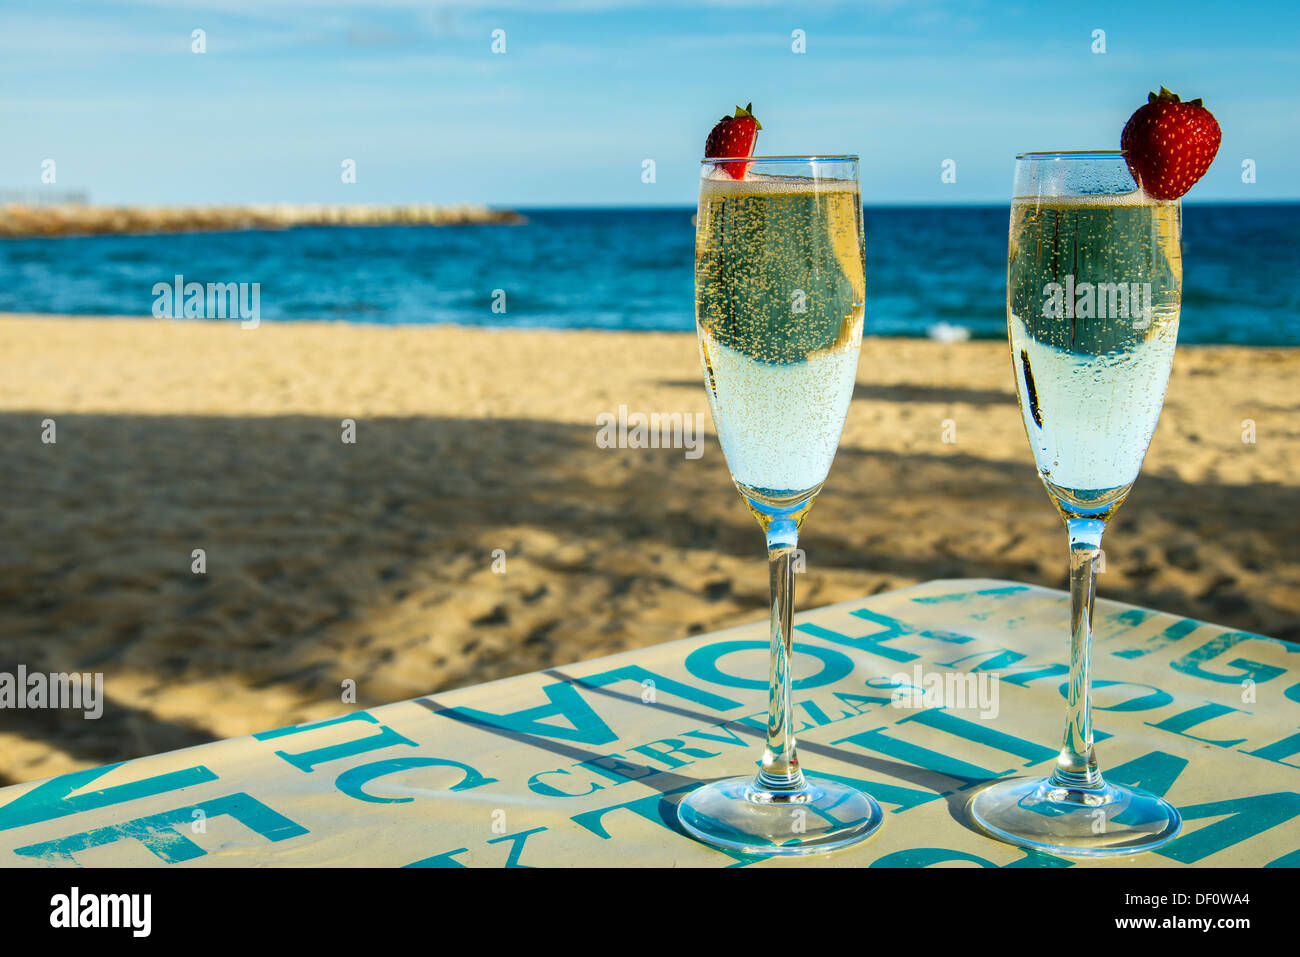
[700,154,859,164]
[1015,150,1127,161]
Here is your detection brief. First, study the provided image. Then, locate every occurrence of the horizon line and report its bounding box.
[510,199,1300,210]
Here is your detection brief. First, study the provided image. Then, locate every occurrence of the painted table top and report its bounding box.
[2,579,1296,868]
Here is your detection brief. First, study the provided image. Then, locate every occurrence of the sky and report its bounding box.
[2,0,1297,206]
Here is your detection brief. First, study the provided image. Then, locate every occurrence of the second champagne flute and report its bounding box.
[677,155,882,855]
[969,151,1184,855]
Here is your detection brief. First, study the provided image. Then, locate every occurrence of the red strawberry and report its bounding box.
[704,103,761,180]
[1121,87,1221,200]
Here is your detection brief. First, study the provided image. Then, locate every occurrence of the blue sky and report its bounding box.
[2,0,1297,206]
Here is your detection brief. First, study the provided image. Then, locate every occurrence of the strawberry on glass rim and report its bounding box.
[1121,87,1221,200]
[704,103,761,180]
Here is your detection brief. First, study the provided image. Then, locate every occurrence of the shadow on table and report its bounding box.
[418,671,979,858]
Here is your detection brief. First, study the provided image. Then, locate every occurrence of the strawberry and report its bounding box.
[1120,87,1221,200]
[704,103,761,180]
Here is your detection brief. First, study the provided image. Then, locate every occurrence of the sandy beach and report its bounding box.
[0,314,1296,786]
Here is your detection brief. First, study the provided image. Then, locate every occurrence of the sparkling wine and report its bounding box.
[695,173,865,503]
[1007,195,1181,517]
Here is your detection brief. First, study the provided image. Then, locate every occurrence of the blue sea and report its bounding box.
[1,204,1296,345]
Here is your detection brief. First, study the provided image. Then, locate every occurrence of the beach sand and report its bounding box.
[1,314,1296,785]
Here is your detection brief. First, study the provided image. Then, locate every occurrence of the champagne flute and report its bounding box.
[969,151,1183,855]
[677,155,883,855]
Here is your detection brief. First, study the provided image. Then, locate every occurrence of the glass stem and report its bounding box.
[1052,517,1105,790]
[758,517,804,791]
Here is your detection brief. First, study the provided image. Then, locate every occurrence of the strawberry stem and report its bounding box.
[732,103,762,129]
[1148,86,1204,106]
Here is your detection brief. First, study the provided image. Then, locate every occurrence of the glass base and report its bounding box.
[969,776,1181,857]
[678,774,883,857]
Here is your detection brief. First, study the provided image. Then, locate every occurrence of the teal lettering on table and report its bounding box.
[682,721,753,749]
[796,609,921,663]
[799,698,856,726]
[854,608,976,647]
[574,665,743,711]
[732,706,818,736]
[255,712,417,771]
[1102,607,1154,633]
[335,757,498,803]
[871,847,1072,868]
[1265,847,1300,867]
[936,648,1027,672]
[405,827,548,869]
[683,640,855,690]
[810,768,942,813]
[571,784,690,838]
[834,690,896,712]
[577,753,656,784]
[527,768,602,798]
[432,681,617,745]
[1104,750,1189,798]
[831,727,1012,786]
[1156,792,1300,864]
[1242,729,1300,770]
[486,826,547,868]
[901,709,1057,766]
[12,792,306,865]
[431,665,747,747]
[628,738,723,768]
[523,697,870,800]
[999,662,1069,687]
[525,753,659,798]
[1170,631,1294,684]
[571,784,757,866]
[908,585,1030,605]
[1112,617,1200,659]
[0,763,218,833]
[873,848,1000,867]
[1147,702,1251,748]
[406,846,469,867]
[1088,680,1174,712]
